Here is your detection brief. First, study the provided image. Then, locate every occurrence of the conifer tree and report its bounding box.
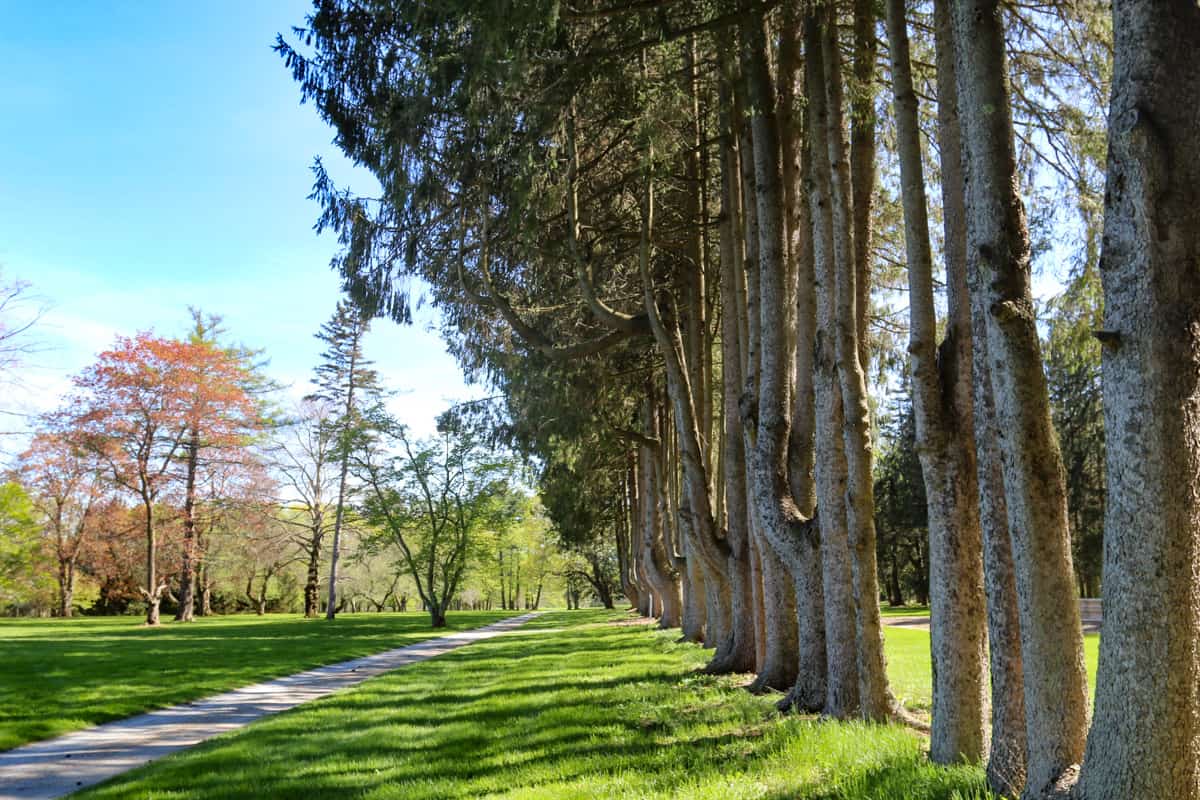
[307,299,382,620]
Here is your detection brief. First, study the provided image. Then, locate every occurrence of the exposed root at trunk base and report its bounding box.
[887,700,930,734]
[703,652,738,675]
[1025,764,1079,800]
[747,671,793,695]
[775,683,824,714]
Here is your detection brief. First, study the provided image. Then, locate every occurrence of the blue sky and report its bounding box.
[0,1,480,455]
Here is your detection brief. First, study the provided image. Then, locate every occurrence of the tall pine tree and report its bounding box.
[307,299,382,620]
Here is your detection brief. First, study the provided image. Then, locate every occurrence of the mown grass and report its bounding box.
[880,625,1100,713]
[75,610,996,800]
[879,604,930,618]
[0,610,517,751]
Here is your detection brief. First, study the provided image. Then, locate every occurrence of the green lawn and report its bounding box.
[879,604,930,618]
[0,610,517,751]
[75,610,995,800]
[880,627,1100,712]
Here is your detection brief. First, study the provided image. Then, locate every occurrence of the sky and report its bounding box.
[0,1,483,457]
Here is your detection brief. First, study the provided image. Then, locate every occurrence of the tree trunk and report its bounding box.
[143,496,161,626]
[734,11,810,696]
[952,1,1090,794]
[818,7,892,723]
[886,540,903,608]
[637,401,682,628]
[805,12,860,719]
[198,566,212,616]
[782,45,827,714]
[850,0,877,373]
[886,0,988,763]
[749,536,798,692]
[932,0,1025,789]
[304,531,322,618]
[679,553,705,642]
[325,454,351,621]
[1078,3,1200,797]
[58,558,75,618]
[615,496,641,612]
[177,430,200,622]
[632,465,654,620]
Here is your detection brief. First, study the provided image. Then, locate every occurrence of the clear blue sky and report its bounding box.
[0,1,480,454]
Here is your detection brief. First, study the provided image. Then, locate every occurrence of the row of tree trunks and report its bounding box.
[607,10,1200,800]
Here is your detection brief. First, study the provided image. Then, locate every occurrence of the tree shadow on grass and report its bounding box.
[75,620,987,800]
[0,611,519,751]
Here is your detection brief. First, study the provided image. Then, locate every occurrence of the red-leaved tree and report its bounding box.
[16,430,107,616]
[68,333,192,624]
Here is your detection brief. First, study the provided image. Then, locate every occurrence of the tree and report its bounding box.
[273,400,339,617]
[355,417,517,628]
[231,509,301,615]
[16,431,106,617]
[886,0,987,762]
[1077,2,1200,797]
[68,334,193,625]
[952,1,1090,793]
[0,271,43,385]
[0,481,53,614]
[174,310,269,621]
[307,300,382,620]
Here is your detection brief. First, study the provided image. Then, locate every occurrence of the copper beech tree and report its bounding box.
[66,328,264,625]
[16,431,106,617]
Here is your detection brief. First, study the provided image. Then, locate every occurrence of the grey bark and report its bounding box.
[176,429,200,622]
[951,0,1089,793]
[638,399,682,628]
[1078,3,1200,798]
[681,545,707,642]
[932,0,1026,789]
[819,7,892,722]
[886,0,988,763]
[805,13,860,719]
[709,100,757,674]
[850,0,877,371]
[738,10,820,699]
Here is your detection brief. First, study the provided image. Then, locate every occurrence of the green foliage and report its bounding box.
[308,298,385,461]
[356,417,520,618]
[0,481,53,614]
[874,390,929,606]
[1044,265,1105,596]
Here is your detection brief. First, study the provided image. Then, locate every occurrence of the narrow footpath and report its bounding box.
[0,613,539,800]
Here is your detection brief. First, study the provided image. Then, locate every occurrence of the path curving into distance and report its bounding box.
[0,613,540,800]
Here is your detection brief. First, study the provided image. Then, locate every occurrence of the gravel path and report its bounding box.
[881,615,932,631]
[0,613,539,800]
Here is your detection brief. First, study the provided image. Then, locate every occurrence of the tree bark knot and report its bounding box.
[989,299,1033,325]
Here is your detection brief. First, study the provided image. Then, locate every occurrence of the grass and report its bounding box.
[880,627,1099,712]
[74,610,996,800]
[879,604,930,618]
[0,610,517,751]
